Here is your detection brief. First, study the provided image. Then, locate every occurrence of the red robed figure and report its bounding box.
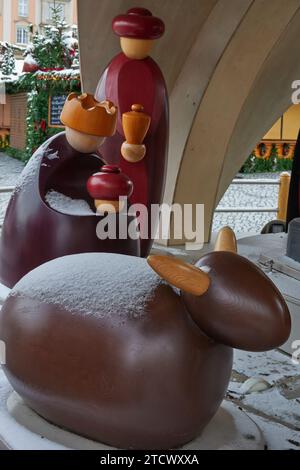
[95,7,169,257]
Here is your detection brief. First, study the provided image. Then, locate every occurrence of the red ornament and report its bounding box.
[112,8,165,40]
[87,165,133,201]
[40,120,47,132]
[22,61,39,74]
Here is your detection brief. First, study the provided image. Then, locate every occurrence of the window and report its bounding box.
[16,25,29,44]
[18,0,28,17]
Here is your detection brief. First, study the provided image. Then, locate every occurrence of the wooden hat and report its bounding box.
[61,93,117,137]
[112,8,165,39]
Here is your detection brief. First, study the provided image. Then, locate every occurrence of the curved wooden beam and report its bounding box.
[162,0,253,244]
[168,0,300,243]
[216,6,300,205]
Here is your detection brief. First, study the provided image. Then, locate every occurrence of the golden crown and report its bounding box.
[60,93,117,137]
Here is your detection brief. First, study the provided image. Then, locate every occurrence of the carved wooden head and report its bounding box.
[148,227,291,351]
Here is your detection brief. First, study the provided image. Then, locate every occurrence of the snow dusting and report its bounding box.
[45,190,94,216]
[247,412,300,450]
[23,54,37,66]
[232,349,299,384]
[13,141,49,194]
[10,253,165,319]
[45,150,59,160]
[229,349,300,430]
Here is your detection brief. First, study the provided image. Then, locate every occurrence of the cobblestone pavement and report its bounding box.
[212,172,281,234]
[0,153,285,235]
[0,153,24,222]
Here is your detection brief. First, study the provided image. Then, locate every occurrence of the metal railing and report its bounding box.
[0,186,15,194]
[215,206,278,213]
[231,178,279,185]
[215,177,281,214]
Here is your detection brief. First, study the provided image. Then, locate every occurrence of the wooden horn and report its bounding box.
[214,226,237,253]
[147,255,210,296]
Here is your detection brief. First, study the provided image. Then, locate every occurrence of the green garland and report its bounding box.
[5,70,81,162]
[240,145,293,173]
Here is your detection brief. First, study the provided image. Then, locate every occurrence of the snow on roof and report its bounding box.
[0,66,80,85]
[23,54,36,65]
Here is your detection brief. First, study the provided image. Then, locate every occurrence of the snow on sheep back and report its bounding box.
[10,253,167,319]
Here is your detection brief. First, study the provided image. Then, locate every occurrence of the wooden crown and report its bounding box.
[61,93,117,137]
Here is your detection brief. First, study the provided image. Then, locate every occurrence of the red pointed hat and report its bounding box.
[112,7,165,40]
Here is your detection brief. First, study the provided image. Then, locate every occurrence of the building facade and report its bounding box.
[0,0,77,46]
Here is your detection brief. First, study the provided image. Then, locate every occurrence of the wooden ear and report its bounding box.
[214,226,237,253]
[147,255,210,296]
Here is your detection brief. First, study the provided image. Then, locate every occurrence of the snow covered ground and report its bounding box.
[229,349,300,450]
[0,154,23,187]
[0,154,24,222]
